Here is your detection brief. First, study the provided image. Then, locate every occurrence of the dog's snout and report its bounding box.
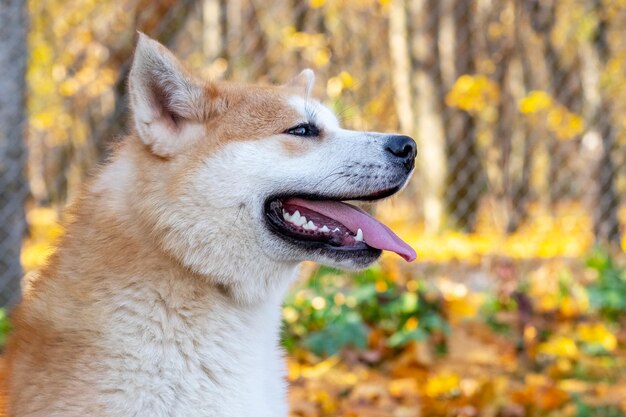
[385,135,416,171]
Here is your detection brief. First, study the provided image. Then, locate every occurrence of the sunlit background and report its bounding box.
[1,0,626,415]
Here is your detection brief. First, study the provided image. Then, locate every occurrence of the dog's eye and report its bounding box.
[285,123,320,138]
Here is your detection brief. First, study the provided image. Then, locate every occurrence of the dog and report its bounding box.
[4,33,416,417]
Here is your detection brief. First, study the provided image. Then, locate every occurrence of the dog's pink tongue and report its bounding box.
[287,198,416,262]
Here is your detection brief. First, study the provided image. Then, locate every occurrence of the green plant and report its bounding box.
[0,308,11,347]
[282,265,448,356]
[586,247,626,321]
[573,394,626,417]
[481,294,515,335]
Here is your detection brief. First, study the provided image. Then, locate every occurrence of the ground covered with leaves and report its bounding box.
[284,250,626,417]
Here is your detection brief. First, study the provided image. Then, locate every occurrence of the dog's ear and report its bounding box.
[129,33,223,157]
[284,69,315,97]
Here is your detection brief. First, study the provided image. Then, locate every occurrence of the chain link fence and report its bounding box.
[0,0,28,307]
[1,0,624,307]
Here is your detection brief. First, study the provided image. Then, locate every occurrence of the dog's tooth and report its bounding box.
[303,220,318,231]
[289,210,301,225]
[283,210,291,221]
[296,215,307,227]
[319,225,330,233]
[334,228,341,233]
[355,228,364,242]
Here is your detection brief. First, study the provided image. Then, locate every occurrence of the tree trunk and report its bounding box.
[408,0,447,233]
[203,0,222,65]
[507,1,534,232]
[581,1,621,245]
[0,0,28,307]
[389,0,414,137]
[445,0,484,232]
[388,0,421,214]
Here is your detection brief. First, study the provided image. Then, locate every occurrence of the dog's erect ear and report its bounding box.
[129,33,221,157]
[284,69,315,97]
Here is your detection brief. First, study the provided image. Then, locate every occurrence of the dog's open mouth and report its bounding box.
[265,193,416,262]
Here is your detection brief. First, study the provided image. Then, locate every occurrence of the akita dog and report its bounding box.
[5,34,416,417]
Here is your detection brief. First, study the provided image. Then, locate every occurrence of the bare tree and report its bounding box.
[581,0,621,245]
[446,0,483,232]
[0,0,28,307]
[507,0,535,232]
[407,0,447,233]
[203,0,222,65]
[389,0,413,138]
[389,0,418,219]
[490,0,512,231]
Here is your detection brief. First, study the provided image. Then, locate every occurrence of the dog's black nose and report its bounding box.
[385,135,416,171]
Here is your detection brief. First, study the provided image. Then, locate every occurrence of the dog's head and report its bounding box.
[115,34,416,299]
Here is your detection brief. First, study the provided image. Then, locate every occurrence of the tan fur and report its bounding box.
[4,59,308,417]
[3,35,414,417]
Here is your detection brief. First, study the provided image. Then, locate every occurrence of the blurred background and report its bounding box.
[1,0,626,416]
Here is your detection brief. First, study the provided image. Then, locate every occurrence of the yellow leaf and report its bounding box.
[518,90,552,114]
[313,389,337,414]
[538,336,578,359]
[59,78,79,96]
[31,44,53,64]
[405,317,418,330]
[524,325,537,343]
[446,74,499,114]
[547,106,584,140]
[375,280,388,292]
[424,372,460,398]
[313,48,330,67]
[406,280,419,292]
[339,71,355,89]
[21,242,54,271]
[576,323,617,352]
[388,378,418,398]
[27,207,63,240]
[32,111,56,130]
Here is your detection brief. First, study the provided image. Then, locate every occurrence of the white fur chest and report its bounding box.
[95,279,289,417]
